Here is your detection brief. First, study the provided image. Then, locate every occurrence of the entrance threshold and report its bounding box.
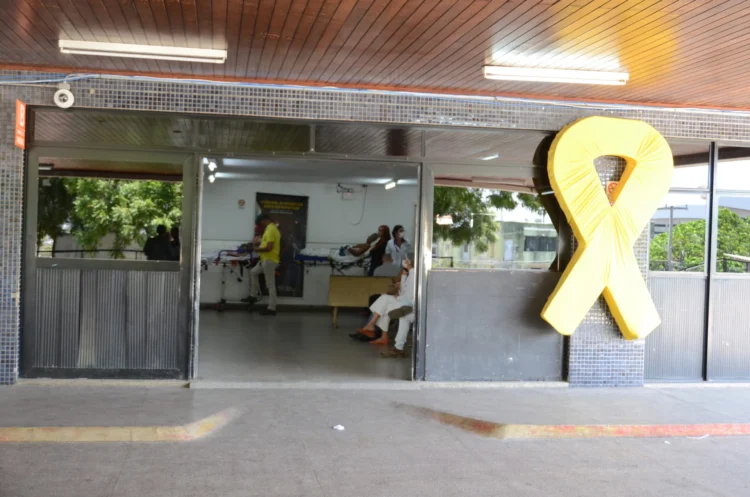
[189,380,569,390]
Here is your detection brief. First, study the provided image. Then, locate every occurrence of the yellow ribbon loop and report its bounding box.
[541,117,673,340]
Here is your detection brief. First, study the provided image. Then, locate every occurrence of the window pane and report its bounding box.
[649,192,707,272]
[716,196,750,273]
[716,148,750,191]
[432,181,558,270]
[668,140,709,190]
[37,177,183,261]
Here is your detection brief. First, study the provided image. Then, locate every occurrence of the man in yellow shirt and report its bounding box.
[249,214,281,315]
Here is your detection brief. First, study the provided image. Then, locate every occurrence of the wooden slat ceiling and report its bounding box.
[3,1,750,108]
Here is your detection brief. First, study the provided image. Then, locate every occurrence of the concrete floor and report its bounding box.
[197,310,410,382]
[2,385,750,496]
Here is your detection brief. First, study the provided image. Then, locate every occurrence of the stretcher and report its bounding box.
[201,250,257,311]
[294,247,370,275]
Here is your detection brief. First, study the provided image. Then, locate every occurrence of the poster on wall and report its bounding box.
[255,193,309,298]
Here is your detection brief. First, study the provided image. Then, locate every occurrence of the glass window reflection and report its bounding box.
[649,193,708,272]
[716,196,750,273]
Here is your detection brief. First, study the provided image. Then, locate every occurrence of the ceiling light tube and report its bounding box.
[384,180,397,190]
[59,40,227,64]
[208,161,217,172]
[483,66,628,85]
[208,174,216,183]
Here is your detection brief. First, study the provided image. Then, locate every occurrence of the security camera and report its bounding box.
[53,88,75,109]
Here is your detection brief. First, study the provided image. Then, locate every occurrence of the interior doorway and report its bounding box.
[195,156,420,382]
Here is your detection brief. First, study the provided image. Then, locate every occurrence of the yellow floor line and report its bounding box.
[0,408,239,443]
[400,404,750,440]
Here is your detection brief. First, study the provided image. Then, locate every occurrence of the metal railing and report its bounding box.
[36,249,146,260]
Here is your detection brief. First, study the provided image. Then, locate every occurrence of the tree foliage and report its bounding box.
[38,178,182,258]
[433,187,545,253]
[649,208,750,272]
[37,178,75,253]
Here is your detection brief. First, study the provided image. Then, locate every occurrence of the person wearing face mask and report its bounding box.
[385,225,411,268]
[350,251,415,345]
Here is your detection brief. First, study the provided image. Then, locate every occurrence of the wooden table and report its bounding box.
[328,275,393,328]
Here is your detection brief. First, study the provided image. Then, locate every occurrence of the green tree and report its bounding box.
[38,178,182,259]
[37,178,75,255]
[433,187,544,253]
[649,208,750,272]
[650,220,706,271]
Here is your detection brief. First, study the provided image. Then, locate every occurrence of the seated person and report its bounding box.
[373,254,401,277]
[350,252,415,345]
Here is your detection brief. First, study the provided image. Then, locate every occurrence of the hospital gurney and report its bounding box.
[201,250,257,311]
[294,247,370,275]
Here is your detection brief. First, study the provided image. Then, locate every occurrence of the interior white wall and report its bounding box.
[200,178,418,305]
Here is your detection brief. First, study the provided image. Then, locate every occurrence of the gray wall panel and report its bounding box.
[126,272,148,369]
[58,269,81,368]
[33,268,180,372]
[645,275,706,381]
[709,278,750,380]
[425,270,563,381]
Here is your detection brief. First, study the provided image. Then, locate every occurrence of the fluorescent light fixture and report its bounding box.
[208,174,216,183]
[481,154,499,161]
[208,161,217,172]
[202,158,209,165]
[482,66,628,85]
[384,180,397,190]
[59,40,227,64]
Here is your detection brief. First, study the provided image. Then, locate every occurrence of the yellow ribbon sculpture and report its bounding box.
[541,117,673,340]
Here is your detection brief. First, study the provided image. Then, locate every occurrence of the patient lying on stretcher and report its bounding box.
[226,226,263,257]
[342,233,378,257]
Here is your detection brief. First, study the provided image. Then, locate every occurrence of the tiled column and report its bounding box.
[566,157,649,387]
[1,92,29,384]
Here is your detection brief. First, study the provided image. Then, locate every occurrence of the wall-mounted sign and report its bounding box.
[238,199,246,210]
[14,100,26,149]
[541,117,673,340]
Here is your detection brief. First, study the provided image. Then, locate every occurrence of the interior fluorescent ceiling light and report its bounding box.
[384,180,397,190]
[59,40,227,64]
[482,66,628,85]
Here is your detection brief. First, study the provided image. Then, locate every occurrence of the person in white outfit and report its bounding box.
[385,225,411,268]
[353,252,415,345]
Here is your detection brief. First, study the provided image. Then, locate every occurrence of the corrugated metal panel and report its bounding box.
[33,268,181,372]
[127,272,181,369]
[35,269,81,368]
[645,276,706,381]
[709,278,750,380]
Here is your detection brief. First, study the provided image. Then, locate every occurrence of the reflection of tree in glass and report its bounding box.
[650,208,750,272]
[38,178,182,259]
[433,187,543,253]
[37,178,75,255]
